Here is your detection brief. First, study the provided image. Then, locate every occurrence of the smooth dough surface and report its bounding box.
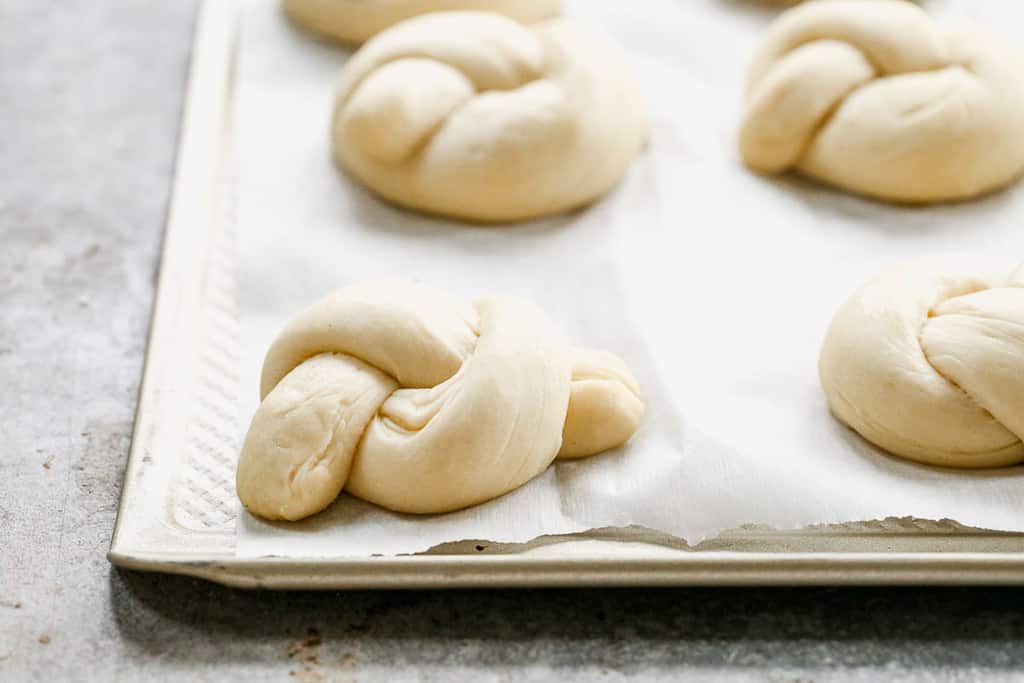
[819,258,1024,468]
[331,11,648,222]
[236,281,644,521]
[284,0,559,44]
[740,0,1024,203]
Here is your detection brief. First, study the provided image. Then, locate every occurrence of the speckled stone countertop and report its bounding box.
[2,2,1024,681]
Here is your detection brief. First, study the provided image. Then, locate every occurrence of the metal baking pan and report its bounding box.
[108,0,1024,588]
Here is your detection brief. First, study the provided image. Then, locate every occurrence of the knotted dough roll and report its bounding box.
[331,11,648,222]
[820,258,1024,468]
[740,0,1024,203]
[236,281,644,521]
[284,0,559,44]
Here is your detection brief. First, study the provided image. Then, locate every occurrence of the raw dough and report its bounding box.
[283,0,559,44]
[819,258,1024,468]
[331,11,648,222]
[236,281,644,520]
[739,0,1024,203]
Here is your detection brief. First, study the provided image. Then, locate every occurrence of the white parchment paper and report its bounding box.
[235,0,1024,557]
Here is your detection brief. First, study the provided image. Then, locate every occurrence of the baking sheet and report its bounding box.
[234,0,1024,558]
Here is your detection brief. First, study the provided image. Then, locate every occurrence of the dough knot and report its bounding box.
[739,0,1024,202]
[819,259,1024,467]
[283,0,560,45]
[331,11,648,221]
[237,281,644,520]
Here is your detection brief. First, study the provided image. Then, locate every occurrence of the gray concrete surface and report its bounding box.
[2,1,1024,681]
